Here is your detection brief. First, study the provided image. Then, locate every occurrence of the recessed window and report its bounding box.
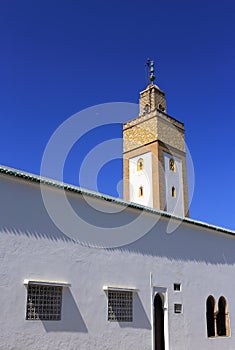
[206,295,230,337]
[143,104,150,114]
[108,290,133,322]
[169,158,176,172]
[137,158,144,171]
[174,283,181,291]
[217,296,229,337]
[26,284,62,320]
[172,186,176,198]
[174,303,182,314]
[139,186,144,197]
[206,296,216,337]
[158,104,165,112]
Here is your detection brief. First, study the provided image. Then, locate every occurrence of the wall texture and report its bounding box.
[0,173,235,350]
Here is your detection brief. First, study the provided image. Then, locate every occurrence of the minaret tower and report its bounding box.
[123,59,189,217]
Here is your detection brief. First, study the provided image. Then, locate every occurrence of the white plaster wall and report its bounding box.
[163,152,184,217]
[0,174,235,349]
[129,152,153,207]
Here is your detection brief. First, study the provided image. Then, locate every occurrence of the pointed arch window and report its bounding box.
[172,186,176,198]
[137,158,144,171]
[206,295,230,338]
[206,296,216,337]
[139,186,143,197]
[217,297,229,337]
[143,104,150,115]
[169,158,176,172]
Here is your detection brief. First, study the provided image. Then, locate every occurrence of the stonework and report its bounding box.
[123,111,185,154]
[123,83,189,217]
[139,84,167,115]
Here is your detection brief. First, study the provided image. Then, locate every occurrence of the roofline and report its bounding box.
[0,164,234,237]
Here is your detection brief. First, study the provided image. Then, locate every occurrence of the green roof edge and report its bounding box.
[0,164,234,237]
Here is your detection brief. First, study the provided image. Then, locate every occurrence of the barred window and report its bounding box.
[174,283,181,291]
[26,284,62,320]
[108,290,133,322]
[174,303,183,314]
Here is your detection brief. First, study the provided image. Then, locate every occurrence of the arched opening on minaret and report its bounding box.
[139,186,143,197]
[137,158,144,171]
[169,158,176,172]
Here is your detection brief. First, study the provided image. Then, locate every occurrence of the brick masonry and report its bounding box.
[123,83,189,217]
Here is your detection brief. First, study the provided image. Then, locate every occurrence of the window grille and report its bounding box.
[26,284,62,320]
[174,283,181,291]
[108,290,133,322]
[174,303,182,314]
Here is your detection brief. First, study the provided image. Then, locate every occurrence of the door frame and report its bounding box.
[151,287,170,350]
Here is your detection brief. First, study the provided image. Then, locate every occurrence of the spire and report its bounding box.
[140,58,166,114]
[146,58,156,85]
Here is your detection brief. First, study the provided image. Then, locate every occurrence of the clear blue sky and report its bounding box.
[0,0,235,229]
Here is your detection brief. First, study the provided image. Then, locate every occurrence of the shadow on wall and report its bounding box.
[119,293,151,330]
[0,177,74,243]
[42,288,88,333]
[109,217,235,266]
[1,176,235,265]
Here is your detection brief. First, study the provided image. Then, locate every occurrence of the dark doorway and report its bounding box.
[154,293,165,350]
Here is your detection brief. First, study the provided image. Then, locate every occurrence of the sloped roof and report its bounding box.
[0,164,234,237]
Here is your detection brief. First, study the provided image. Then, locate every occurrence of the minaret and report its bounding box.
[123,59,189,217]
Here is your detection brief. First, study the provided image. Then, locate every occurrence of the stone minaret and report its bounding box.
[123,60,189,217]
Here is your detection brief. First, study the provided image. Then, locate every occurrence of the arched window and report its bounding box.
[139,186,143,197]
[217,297,229,337]
[143,104,150,114]
[158,104,165,112]
[206,296,216,337]
[137,158,144,171]
[169,158,176,172]
[172,186,176,198]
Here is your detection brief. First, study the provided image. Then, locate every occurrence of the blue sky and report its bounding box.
[0,0,235,229]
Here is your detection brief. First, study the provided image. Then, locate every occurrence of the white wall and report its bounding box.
[129,152,153,207]
[163,152,184,217]
[0,173,235,349]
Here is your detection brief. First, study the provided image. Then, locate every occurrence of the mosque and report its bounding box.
[0,61,234,349]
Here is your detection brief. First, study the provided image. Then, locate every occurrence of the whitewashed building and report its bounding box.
[0,65,234,350]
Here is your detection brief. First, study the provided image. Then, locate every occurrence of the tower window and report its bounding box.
[158,104,165,112]
[169,158,176,172]
[172,186,176,198]
[143,104,150,114]
[139,186,144,197]
[137,158,144,171]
